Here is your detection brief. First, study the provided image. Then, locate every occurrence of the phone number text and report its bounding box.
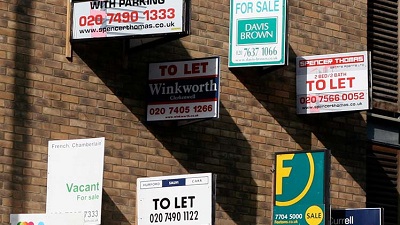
[299,92,365,104]
[149,211,199,223]
[84,210,99,218]
[149,104,213,116]
[275,213,303,220]
[235,46,278,57]
[78,8,175,27]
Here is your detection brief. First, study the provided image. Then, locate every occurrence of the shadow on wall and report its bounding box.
[366,147,399,225]
[232,45,368,206]
[73,39,263,225]
[8,0,34,217]
[102,190,129,223]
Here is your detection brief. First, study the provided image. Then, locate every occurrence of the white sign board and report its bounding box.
[137,173,214,225]
[10,213,84,225]
[296,51,370,114]
[72,0,187,40]
[229,0,287,67]
[147,57,220,121]
[46,137,105,225]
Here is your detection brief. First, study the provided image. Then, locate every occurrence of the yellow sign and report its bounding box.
[305,205,324,225]
[275,153,315,206]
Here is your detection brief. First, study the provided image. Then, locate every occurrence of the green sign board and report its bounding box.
[228,0,287,67]
[237,18,277,45]
[273,150,330,225]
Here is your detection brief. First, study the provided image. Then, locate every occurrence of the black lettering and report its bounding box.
[131,0,165,6]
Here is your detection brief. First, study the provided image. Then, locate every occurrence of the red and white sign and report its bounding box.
[147,57,220,121]
[296,51,370,114]
[72,0,187,40]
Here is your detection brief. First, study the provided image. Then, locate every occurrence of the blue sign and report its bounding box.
[162,178,186,187]
[331,208,382,225]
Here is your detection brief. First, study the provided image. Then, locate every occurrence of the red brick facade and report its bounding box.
[0,0,367,224]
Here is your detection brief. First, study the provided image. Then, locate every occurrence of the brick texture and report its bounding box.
[0,0,367,224]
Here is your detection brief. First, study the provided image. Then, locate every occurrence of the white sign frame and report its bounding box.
[137,173,215,225]
[147,57,220,122]
[296,51,371,114]
[229,0,287,67]
[71,0,190,40]
[46,137,105,225]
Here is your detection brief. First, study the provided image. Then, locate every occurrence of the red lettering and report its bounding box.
[192,63,200,73]
[159,65,177,76]
[315,80,325,90]
[168,65,177,75]
[184,62,209,74]
[159,65,168,76]
[306,77,357,91]
[184,63,191,74]
[347,77,355,88]
[337,78,345,89]
[306,80,314,91]
[329,79,336,89]
[200,62,208,72]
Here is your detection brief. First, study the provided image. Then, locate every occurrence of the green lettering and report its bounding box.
[66,183,73,192]
[90,183,97,191]
[65,182,100,192]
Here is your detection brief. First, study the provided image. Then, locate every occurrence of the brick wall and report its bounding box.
[0,0,367,224]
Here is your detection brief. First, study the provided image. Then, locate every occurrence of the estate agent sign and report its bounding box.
[331,208,382,225]
[72,0,189,40]
[147,57,220,121]
[46,137,105,225]
[137,173,215,225]
[296,51,370,114]
[273,150,330,225]
[229,0,287,67]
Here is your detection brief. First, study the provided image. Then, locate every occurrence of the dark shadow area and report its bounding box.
[366,0,400,222]
[366,0,399,113]
[102,190,130,225]
[366,144,399,225]
[7,0,33,215]
[73,38,261,225]
[232,45,367,196]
